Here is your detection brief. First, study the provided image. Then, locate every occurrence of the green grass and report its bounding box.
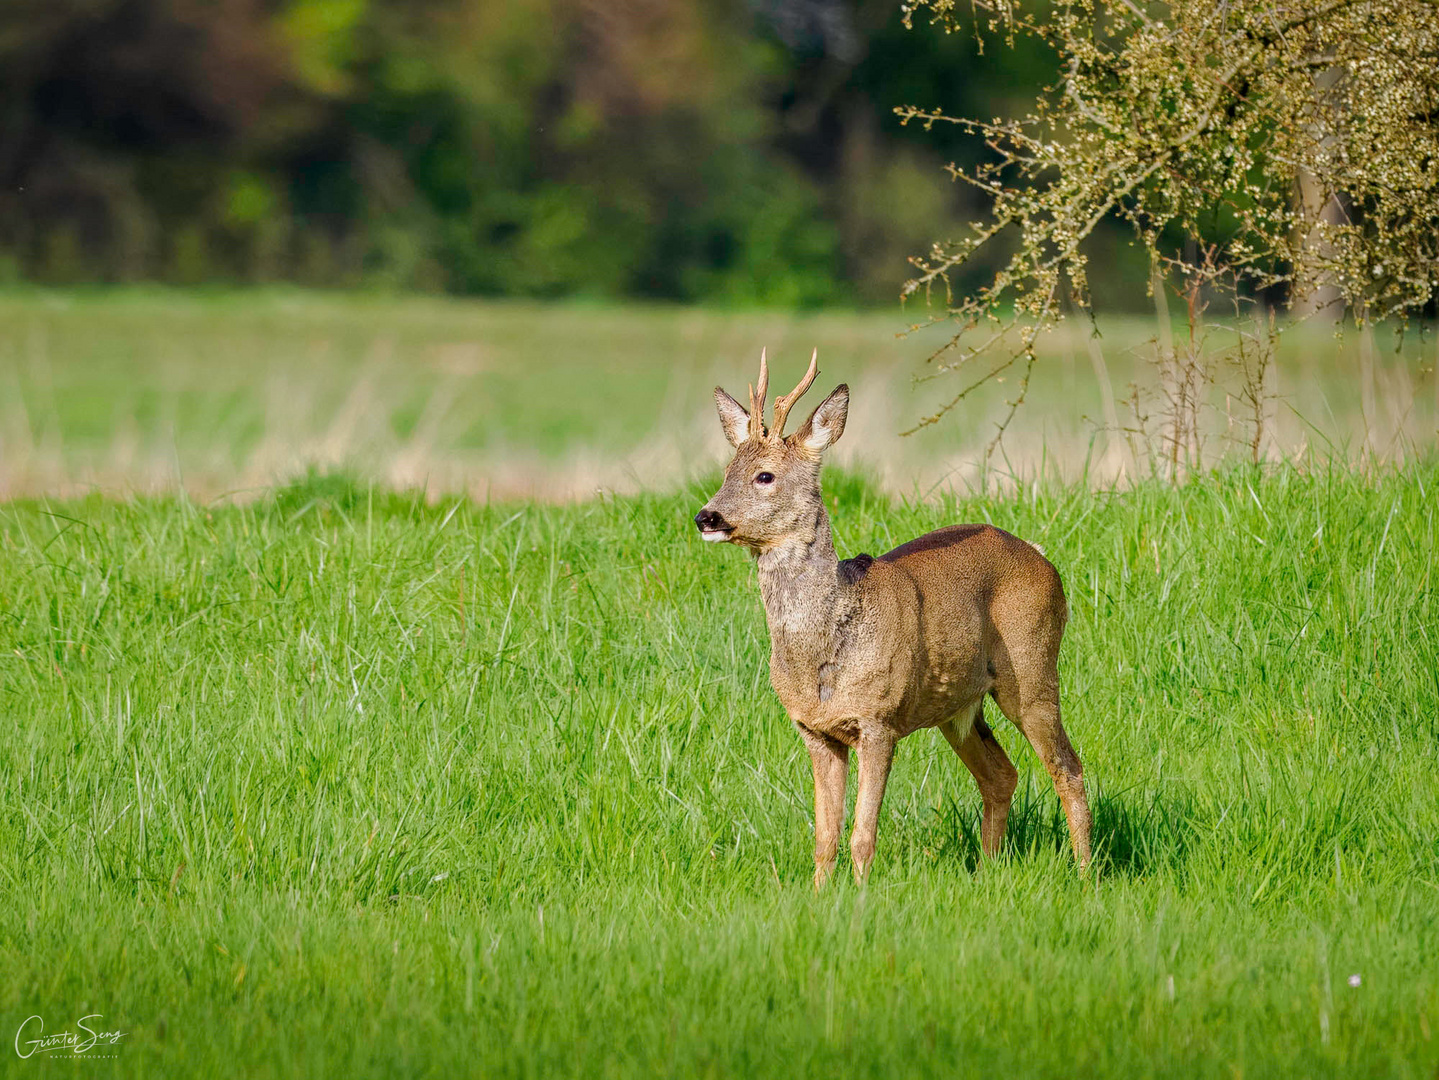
[2,462,1437,1077]
[2,288,1435,499]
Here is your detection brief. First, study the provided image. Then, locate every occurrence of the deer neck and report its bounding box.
[754,505,852,650]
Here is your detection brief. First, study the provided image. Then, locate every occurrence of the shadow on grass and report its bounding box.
[920,780,1193,877]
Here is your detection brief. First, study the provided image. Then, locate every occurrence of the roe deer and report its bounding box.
[694,350,1091,887]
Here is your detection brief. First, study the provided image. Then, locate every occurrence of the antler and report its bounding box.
[771,348,818,438]
[747,348,769,439]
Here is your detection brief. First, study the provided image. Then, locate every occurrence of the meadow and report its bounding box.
[2,288,1435,500]
[1,291,1437,1077]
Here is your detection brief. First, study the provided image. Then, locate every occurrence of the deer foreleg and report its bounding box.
[801,728,849,890]
[849,731,895,883]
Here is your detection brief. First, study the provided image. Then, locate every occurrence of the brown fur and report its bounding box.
[698,354,1092,887]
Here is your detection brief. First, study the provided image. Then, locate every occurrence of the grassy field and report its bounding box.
[2,289,1435,499]
[2,458,1438,1077]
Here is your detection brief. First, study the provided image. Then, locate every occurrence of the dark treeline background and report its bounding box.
[1,0,1143,305]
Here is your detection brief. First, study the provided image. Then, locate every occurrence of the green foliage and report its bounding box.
[897,0,1439,430]
[1,463,1437,1074]
[0,0,1067,304]
[903,0,1439,318]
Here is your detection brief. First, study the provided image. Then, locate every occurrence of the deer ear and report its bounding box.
[790,384,848,457]
[714,387,751,448]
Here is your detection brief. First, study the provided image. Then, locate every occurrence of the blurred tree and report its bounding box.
[897,0,1439,429]
[0,0,291,282]
[0,0,1058,303]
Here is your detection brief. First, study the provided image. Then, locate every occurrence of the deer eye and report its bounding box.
[754,471,775,485]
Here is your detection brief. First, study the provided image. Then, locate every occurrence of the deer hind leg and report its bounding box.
[991,660,1092,871]
[939,705,1018,860]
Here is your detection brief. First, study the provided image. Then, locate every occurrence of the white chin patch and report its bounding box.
[701,530,732,543]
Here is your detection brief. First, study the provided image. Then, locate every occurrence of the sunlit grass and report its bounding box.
[2,462,1436,1076]
[1,288,1435,500]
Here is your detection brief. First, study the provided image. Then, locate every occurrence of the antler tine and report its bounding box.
[772,348,818,438]
[748,348,769,439]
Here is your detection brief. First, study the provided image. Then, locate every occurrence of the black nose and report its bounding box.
[695,508,729,532]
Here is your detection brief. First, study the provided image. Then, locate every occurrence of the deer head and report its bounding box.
[694,349,849,551]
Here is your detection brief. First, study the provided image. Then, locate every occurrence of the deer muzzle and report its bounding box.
[694,508,733,542]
